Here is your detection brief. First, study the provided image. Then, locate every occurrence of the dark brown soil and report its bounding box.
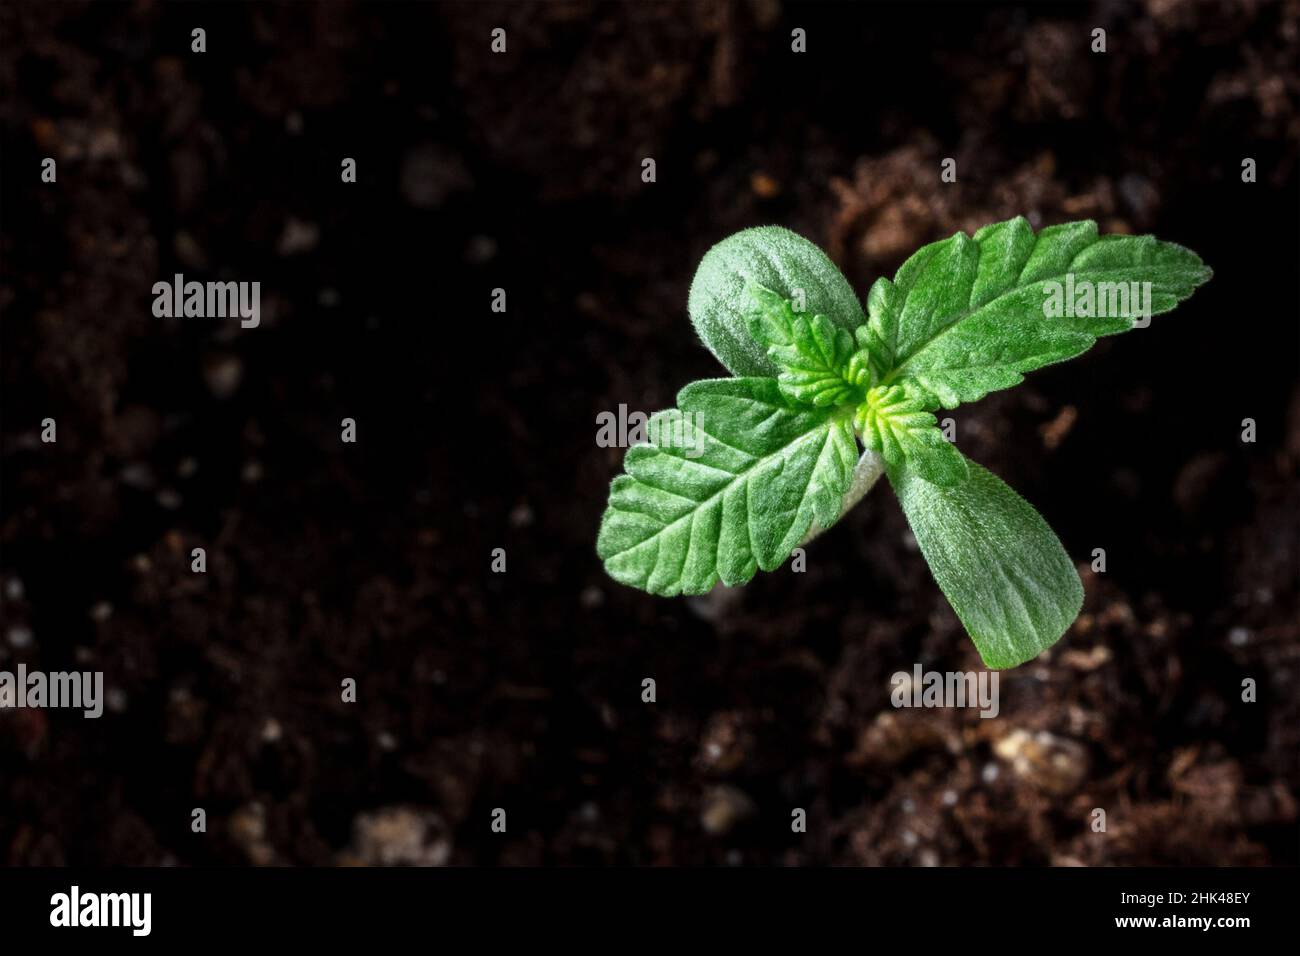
[1,0,1297,866]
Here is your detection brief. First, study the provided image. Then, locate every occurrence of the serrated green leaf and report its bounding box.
[688,226,866,378]
[597,378,858,595]
[599,219,1212,672]
[889,455,1083,669]
[854,385,968,486]
[864,217,1211,408]
[743,283,865,407]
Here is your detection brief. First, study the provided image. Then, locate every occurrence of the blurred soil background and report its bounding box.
[1,0,1297,865]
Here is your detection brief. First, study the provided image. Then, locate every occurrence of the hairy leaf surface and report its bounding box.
[855,386,968,486]
[688,227,866,378]
[598,378,858,595]
[744,283,865,407]
[863,217,1211,408]
[889,455,1083,668]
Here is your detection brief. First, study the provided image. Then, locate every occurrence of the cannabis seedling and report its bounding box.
[597,218,1210,668]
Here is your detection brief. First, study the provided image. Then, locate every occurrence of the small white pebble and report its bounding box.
[121,462,155,489]
[1228,627,1249,647]
[465,234,497,264]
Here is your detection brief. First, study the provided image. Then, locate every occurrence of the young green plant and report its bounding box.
[596,217,1211,668]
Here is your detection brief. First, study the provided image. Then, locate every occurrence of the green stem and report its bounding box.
[799,448,885,546]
